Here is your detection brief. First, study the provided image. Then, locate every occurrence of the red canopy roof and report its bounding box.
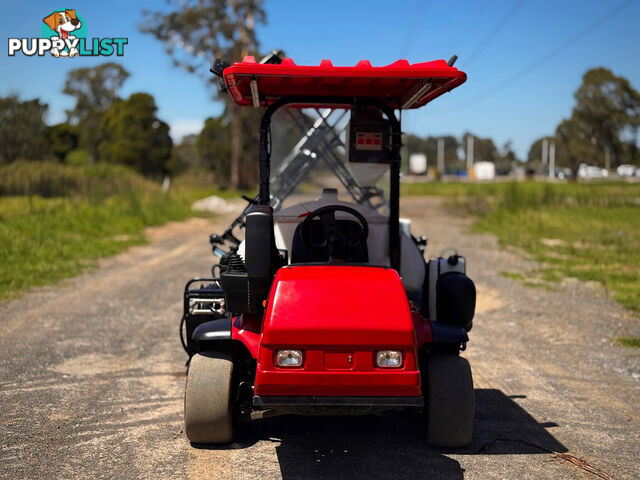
[223,57,466,109]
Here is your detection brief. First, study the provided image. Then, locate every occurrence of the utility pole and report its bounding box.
[466,135,474,175]
[437,138,445,173]
[604,145,611,171]
[549,141,555,179]
[542,138,548,166]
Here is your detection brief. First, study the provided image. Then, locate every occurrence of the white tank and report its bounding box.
[273,190,389,267]
[409,153,427,175]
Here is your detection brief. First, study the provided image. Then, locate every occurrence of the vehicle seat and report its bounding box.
[290,219,369,264]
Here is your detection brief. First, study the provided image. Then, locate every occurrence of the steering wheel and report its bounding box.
[299,205,369,261]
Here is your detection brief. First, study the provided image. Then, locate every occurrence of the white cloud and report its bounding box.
[169,118,204,143]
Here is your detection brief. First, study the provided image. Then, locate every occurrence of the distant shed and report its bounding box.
[474,161,495,180]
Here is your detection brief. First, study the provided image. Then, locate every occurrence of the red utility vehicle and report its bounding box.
[180,53,476,447]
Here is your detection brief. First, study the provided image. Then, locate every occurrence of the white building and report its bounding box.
[473,161,495,180]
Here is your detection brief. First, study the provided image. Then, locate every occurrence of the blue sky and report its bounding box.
[2,0,639,159]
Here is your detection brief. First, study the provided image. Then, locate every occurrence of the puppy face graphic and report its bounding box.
[43,9,81,40]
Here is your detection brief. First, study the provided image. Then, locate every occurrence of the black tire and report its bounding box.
[184,352,234,444]
[424,354,475,447]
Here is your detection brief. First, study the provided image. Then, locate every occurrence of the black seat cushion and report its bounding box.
[291,219,369,264]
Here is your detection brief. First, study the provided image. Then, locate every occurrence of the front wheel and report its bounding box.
[423,354,475,447]
[184,352,234,444]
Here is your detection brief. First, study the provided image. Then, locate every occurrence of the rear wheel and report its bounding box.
[184,352,234,444]
[424,354,475,447]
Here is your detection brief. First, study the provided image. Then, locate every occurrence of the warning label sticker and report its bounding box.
[355,132,383,151]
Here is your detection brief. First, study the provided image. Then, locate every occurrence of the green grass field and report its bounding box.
[614,337,640,348]
[404,180,640,314]
[2,161,639,320]
[0,162,216,300]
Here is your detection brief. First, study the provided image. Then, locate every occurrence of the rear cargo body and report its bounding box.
[254,265,421,397]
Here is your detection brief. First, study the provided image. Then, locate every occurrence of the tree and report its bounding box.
[47,123,79,162]
[403,134,426,154]
[555,117,595,178]
[98,93,172,177]
[0,95,48,163]
[527,137,551,164]
[63,63,130,161]
[556,68,640,177]
[140,0,265,189]
[167,134,199,176]
[573,68,640,165]
[403,134,461,173]
[495,141,518,175]
[198,116,231,186]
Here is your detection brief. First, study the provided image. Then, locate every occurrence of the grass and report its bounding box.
[500,271,525,281]
[405,180,640,314]
[402,179,640,203]
[614,337,640,348]
[3,161,638,316]
[0,162,218,300]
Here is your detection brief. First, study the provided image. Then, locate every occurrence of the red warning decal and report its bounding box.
[355,132,383,151]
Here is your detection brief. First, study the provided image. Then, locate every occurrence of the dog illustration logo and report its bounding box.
[42,9,82,57]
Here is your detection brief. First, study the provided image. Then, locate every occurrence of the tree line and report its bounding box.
[403,133,518,175]
[0,63,173,178]
[1,0,267,188]
[139,0,265,189]
[1,0,637,184]
[531,68,640,176]
[2,62,637,184]
[138,0,637,181]
[405,68,640,177]
[0,61,236,183]
[0,61,294,188]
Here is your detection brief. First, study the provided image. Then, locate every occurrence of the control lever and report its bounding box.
[242,195,257,205]
[222,230,241,245]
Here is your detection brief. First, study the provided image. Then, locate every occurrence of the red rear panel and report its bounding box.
[254,266,420,397]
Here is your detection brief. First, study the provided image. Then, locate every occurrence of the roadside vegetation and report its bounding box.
[0,55,267,301]
[614,337,640,349]
[0,58,239,301]
[0,162,216,300]
[404,181,640,314]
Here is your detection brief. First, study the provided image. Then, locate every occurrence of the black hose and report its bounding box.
[179,315,189,354]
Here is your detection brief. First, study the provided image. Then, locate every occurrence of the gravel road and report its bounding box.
[1,197,638,479]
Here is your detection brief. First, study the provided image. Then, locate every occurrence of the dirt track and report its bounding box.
[1,197,638,479]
